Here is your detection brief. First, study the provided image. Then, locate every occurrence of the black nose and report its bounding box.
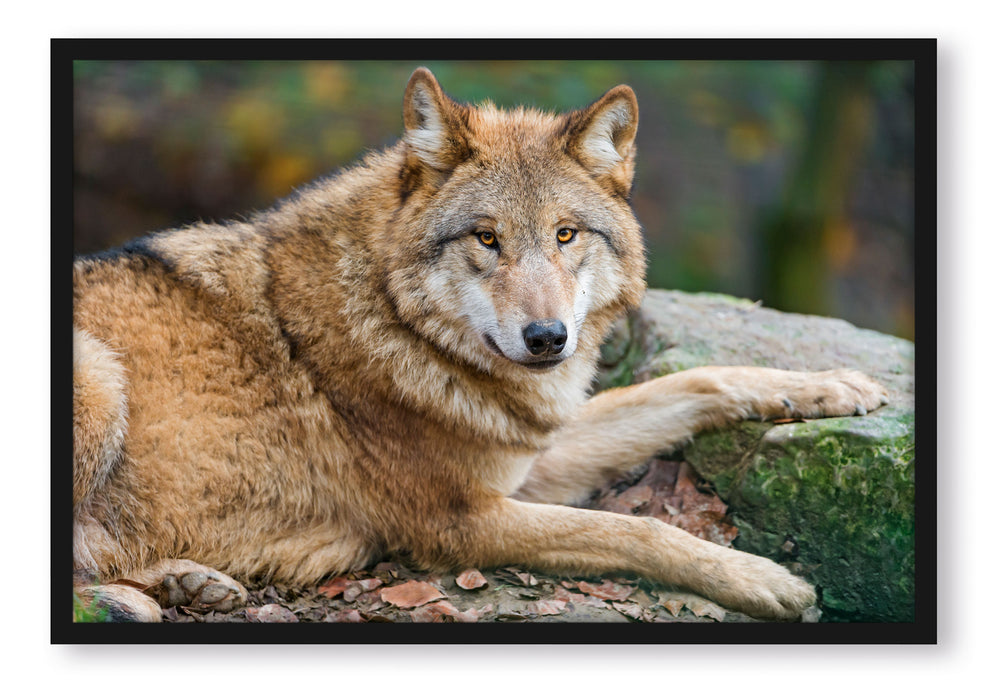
[522,319,568,356]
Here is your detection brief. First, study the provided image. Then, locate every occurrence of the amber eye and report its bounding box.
[556,228,576,244]
[478,231,498,248]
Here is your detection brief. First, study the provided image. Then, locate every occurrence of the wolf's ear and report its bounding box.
[402,68,472,172]
[566,85,639,197]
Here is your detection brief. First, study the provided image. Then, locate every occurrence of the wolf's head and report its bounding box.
[384,68,646,376]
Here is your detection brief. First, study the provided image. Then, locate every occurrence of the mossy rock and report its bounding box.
[598,289,916,622]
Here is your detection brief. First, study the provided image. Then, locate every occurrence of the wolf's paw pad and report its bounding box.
[153,570,247,612]
[782,369,889,420]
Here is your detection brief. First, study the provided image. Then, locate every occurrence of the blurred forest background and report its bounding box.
[72,60,915,339]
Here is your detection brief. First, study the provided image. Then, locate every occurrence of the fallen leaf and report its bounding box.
[455,568,488,590]
[684,595,727,622]
[260,584,282,604]
[654,591,727,621]
[611,601,645,620]
[408,600,466,622]
[655,591,685,617]
[494,604,528,619]
[527,600,567,616]
[454,608,480,623]
[317,577,351,599]
[455,604,494,623]
[380,580,445,609]
[324,609,364,623]
[356,588,384,610]
[244,604,298,623]
[576,580,635,601]
[343,577,383,602]
[553,586,607,608]
[514,571,539,586]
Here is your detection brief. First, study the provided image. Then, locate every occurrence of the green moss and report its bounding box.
[685,409,915,621]
[598,290,917,622]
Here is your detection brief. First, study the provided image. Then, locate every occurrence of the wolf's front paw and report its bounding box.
[149,567,248,613]
[706,548,817,620]
[776,369,889,420]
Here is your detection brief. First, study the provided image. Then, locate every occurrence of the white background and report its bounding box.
[5,2,976,695]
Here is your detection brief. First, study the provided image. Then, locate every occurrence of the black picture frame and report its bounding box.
[53,38,935,645]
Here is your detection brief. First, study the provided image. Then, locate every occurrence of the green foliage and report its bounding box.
[72,592,109,623]
[73,59,914,338]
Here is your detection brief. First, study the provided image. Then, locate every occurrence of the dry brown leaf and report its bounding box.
[244,604,298,623]
[343,577,383,602]
[527,599,567,616]
[409,600,461,622]
[317,576,351,599]
[684,595,727,622]
[407,600,491,622]
[655,591,685,617]
[380,580,445,609]
[459,604,493,622]
[629,588,654,607]
[324,609,364,623]
[515,571,539,586]
[454,608,480,623]
[654,591,727,621]
[576,579,635,601]
[455,568,488,590]
[610,601,645,621]
[553,586,607,608]
[358,589,385,612]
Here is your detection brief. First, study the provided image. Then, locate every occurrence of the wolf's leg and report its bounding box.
[515,366,888,505]
[429,498,816,620]
[73,328,129,509]
[76,559,249,622]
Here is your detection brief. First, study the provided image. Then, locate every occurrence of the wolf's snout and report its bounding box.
[522,319,568,356]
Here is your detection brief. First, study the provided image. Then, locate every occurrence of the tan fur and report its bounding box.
[72,68,888,622]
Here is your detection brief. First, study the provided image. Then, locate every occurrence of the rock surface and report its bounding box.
[597,289,916,622]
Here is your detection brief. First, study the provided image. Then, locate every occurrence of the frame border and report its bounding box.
[53,38,936,644]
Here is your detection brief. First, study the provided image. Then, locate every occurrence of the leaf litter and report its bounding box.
[159,458,795,624]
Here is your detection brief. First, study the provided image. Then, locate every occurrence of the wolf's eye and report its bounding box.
[477,231,498,248]
[556,228,577,245]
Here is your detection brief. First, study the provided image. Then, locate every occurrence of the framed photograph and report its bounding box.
[54,39,934,644]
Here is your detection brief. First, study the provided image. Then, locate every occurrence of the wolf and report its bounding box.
[73,67,888,622]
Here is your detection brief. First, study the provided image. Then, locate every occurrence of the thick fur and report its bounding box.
[73,68,888,622]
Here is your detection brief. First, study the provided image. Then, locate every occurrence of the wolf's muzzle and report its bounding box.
[522,319,567,357]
